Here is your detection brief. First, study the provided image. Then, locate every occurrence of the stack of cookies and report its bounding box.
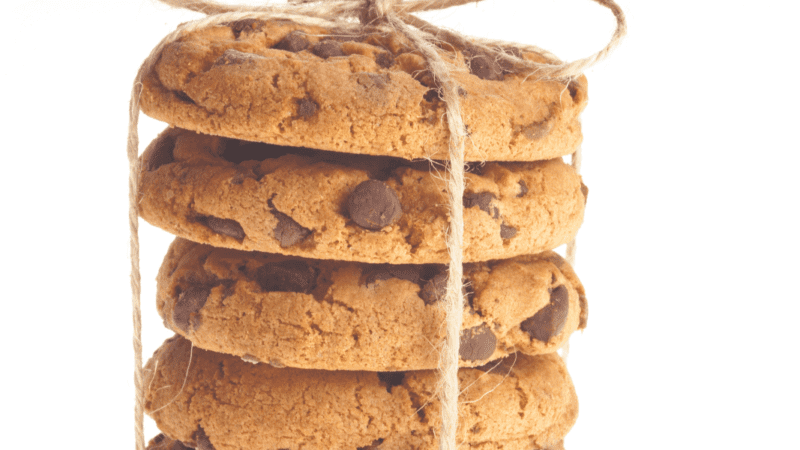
[138,17,589,450]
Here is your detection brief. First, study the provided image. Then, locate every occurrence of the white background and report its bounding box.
[2,0,799,448]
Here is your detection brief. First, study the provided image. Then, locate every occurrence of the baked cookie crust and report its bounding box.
[139,128,587,264]
[140,18,587,162]
[145,335,578,450]
[156,238,587,371]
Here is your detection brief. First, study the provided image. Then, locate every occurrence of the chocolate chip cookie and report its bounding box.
[139,128,587,264]
[156,238,587,371]
[145,335,578,450]
[146,431,566,450]
[139,18,587,162]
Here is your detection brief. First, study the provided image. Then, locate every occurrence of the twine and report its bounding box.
[127,1,625,449]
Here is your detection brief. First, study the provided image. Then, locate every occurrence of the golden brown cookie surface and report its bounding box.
[156,238,587,371]
[139,128,587,264]
[140,18,587,162]
[145,335,578,450]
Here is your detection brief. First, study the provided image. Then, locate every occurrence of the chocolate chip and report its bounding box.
[423,89,440,102]
[463,192,499,219]
[517,180,528,197]
[255,261,317,294]
[271,207,312,247]
[202,216,246,241]
[151,434,166,445]
[500,223,518,239]
[521,121,551,140]
[312,40,345,58]
[419,271,448,305]
[419,271,471,306]
[520,285,569,342]
[377,371,406,392]
[146,134,175,171]
[228,18,265,38]
[459,325,497,361]
[465,48,504,81]
[347,180,402,230]
[274,31,309,52]
[581,182,589,204]
[173,285,210,332]
[458,87,468,97]
[296,97,319,119]
[193,426,216,450]
[376,52,394,68]
[567,81,579,100]
[357,439,385,450]
[365,265,422,286]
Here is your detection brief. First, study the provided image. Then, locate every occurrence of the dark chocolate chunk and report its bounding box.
[521,121,551,140]
[377,371,406,392]
[465,47,504,81]
[146,134,176,171]
[347,180,402,230]
[312,40,345,58]
[419,271,448,305]
[463,192,499,219]
[274,31,309,52]
[357,439,385,450]
[580,182,589,204]
[269,208,312,247]
[173,285,210,332]
[151,434,167,445]
[520,285,569,342]
[255,261,317,294]
[419,271,471,306]
[423,89,440,103]
[459,325,497,361]
[296,97,319,119]
[500,223,518,239]
[228,18,265,38]
[376,52,394,68]
[193,426,216,450]
[365,264,422,286]
[203,216,246,241]
[567,81,579,100]
[517,179,528,197]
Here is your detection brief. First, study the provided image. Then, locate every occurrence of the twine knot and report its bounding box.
[359,0,397,24]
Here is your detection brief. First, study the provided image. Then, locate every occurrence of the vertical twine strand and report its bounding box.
[128,83,144,450]
[384,12,469,448]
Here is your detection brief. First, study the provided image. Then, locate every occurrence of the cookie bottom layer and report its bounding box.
[145,336,578,450]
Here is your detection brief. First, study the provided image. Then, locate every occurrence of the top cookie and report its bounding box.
[140,18,587,162]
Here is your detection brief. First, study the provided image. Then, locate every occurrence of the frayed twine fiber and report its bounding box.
[127,1,625,449]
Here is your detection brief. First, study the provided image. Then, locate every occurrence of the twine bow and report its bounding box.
[128,2,625,450]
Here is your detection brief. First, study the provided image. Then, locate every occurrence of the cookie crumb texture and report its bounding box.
[145,336,578,450]
[156,239,587,371]
[140,19,587,162]
[139,128,586,264]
